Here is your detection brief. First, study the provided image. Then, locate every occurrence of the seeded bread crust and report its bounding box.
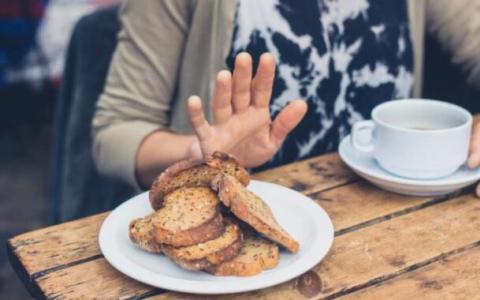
[211,174,300,253]
[129,214,163,253]
[163,220,243,271]
[206,236,279,276]
[149,151,250,210]
[152,187,224,247]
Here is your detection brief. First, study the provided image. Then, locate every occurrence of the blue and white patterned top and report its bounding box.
[227,0,414,170]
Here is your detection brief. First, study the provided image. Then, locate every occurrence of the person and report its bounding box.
[92,0,480,195]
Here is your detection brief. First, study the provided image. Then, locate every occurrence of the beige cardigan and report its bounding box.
[93,0,426,188]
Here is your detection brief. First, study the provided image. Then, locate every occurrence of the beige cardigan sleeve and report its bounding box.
[92,0,193,188]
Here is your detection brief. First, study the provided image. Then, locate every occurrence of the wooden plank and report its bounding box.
[8,212,108,276]
[35,259,155,299]
[311,181,452,233]
[252,153,357,194]
[148,194,480,300]
[343,246,480,300]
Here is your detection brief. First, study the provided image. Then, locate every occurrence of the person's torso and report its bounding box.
[227,0,414,169]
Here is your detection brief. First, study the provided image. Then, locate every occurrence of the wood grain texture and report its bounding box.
[8,212,108,276]
[35,259,155,299]
[150,194,480,300]
[342,246,480,300]
[311,181,458,234]
[252,153,357,194]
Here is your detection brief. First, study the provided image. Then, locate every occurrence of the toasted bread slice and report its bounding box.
[207,236,279,276]
[211,174,299,253]
[152,187,224,247]
[163,219,243,271]
[149,151,250,210]
[129,213,163,253]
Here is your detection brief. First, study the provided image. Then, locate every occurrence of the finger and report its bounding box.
[252,53,276,108]
[468,122,480,168]
[232,52,253,113]
[211,70,233,124]
[470,122,480,154]
[270,100,308,148]
[476,183,480,198]
[468,152,480,169]
[187,96,211,140]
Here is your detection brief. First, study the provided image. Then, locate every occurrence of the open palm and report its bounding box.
[187,53,307,168]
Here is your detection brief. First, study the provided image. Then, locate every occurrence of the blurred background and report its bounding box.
[0,0,120,298]
[1,0,480,298]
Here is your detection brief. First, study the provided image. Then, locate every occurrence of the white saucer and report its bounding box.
[339,135,480,196]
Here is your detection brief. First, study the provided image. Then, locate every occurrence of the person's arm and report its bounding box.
[137,53,307,189]
[93,2,306,190]
[92,0,195,189]
[135,131,200,189]
[96,50,306,191]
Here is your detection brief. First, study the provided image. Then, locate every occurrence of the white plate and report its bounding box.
[339,135,480,196]
[99,180,334,294]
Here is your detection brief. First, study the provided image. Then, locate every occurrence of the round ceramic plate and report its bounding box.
[339,135,480,196]
[99,180,334,295]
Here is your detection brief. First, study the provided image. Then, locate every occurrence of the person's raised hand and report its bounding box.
[187,52,307,168]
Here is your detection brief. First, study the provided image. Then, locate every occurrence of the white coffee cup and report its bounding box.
[351,99,472,179]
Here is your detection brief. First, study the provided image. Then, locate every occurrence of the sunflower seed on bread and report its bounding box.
[163,219,243,271]
[211,174,299,253]
[206,236,279,276]
[152,187,224,247]
[129,213,163,253]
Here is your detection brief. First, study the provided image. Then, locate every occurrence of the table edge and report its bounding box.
[7,240,47,300]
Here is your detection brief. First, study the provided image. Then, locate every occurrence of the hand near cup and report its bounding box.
[467,119,480,196]
[186,52,307,168]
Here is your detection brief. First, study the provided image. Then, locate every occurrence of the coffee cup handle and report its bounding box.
[351,120,375,153]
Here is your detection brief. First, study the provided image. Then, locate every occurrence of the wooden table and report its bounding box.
[8,153,480,299]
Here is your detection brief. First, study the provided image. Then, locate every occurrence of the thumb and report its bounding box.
[270,100,307,148]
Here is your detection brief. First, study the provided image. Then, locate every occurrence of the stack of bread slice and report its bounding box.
[129,151,299,276]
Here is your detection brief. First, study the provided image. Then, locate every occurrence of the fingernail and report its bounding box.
[217,70,231,79]
[261,52,274,61]
[187,96,202,107]
[237,52,252,61]
[294,99,307,108]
